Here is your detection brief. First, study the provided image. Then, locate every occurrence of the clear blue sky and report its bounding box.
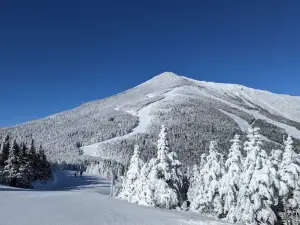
[0,0,299,127]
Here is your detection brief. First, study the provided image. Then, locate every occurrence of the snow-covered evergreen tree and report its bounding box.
[147,125,183,209]
[4,140,20,187]
[219,134,243,222]
[190,141,225,216]
[1,135,10,164]
[237,128,279,225]
[16,143,32,188]
[279,135,300,216]
[131,161,155,206]
[118,144,144,201]
[131,125,183,209]
[187,164,201,202]
[270,149,283,170]
[1,138,53,188]
[187,153,207,203]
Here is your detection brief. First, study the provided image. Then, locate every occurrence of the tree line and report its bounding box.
[117,126,300,225]
[0,135,52,188]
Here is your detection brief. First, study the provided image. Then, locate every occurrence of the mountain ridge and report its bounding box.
[1,72,300,165]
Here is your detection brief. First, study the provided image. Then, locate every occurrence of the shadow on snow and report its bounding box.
[0,171,111,193]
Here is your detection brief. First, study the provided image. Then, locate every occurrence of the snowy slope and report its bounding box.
[0,171,232,225]
[1,72,300,164]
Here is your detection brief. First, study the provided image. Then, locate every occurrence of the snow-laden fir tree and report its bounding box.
[190,141,225,216]
[219,134,243,222]
[4,140,20,187]
[118,144,144,201]
[16,143,32,188]
[200,153,207,169]
[270,149,283,170]
[187,153,207,203]
[187,164,200,202]
[278,135,300,217]
[133,125,183,209]
[131,161,155,206]
[237,128,279,225]
[1,135,10,164]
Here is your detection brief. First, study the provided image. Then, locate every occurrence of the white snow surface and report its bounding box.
[0,171,232,225]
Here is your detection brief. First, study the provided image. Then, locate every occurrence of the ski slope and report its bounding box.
[196,88,300,139]
[0,171,232,225]
[82,97,163,157]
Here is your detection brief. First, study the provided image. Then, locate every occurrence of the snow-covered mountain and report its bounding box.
[1,72,300,165]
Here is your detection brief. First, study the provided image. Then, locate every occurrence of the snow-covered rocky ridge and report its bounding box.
[1,72,300,164]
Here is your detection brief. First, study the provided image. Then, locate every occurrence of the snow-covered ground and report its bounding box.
[0,171,232,225]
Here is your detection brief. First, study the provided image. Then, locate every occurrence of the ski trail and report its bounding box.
[198,89,300,139]
[82,97,164,157]
[82,87,184,157]
[218,109,252,133]
[218,109,278,144]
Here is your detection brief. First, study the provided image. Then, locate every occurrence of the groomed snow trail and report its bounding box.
[197,89,300,139]
[82,96,165,157]
[0,171,231,225]
[218,109,251,133]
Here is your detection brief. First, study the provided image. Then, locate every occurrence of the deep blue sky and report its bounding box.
[0,0,299,127]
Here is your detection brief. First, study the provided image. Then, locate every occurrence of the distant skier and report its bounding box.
[74,172,77,178]
[80,170,83,177]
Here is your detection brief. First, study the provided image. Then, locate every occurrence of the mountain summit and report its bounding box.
[1,72,300,165]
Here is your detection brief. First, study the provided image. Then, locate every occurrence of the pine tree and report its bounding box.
[187,164,201,202]
[4,140,20,187]
[134,125,183,209]
[2,135,10,163]
[237,128,279,225]
[16,142,32,188]
[131,162,155,206]
[118,144,144,201]
[37,145,52,181]
[279,135,300,218]
[148,125,183,208]
[219,134,243,222]
[187,153,206,204]
[28,139,38,180]
[270,149,283,170]
[1,138,52,188]
[190,141,225,216]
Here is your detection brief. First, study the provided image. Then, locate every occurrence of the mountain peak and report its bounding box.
[137,71,189,90]
[154,71,180,79]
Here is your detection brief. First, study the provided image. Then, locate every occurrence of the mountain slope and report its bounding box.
[1,72,300,165]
